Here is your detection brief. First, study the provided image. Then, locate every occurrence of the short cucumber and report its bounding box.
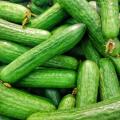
[17,69,77,88]
[44,89,61,106]
[0,24,86,83]
[28,3,67,30]
[98,0,119,38]
[76,60,99,108]
[99,58,120,100]
[0,83,55,120]
[57,0,120,56]
[0,19,51,46]
[27,96,120,120]
[0,40,78,70]
[0,1,31,24]
[58,94,75,110]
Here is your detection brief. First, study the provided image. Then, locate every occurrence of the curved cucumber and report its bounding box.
[0,1,31,24]
[58,94,75,110]
[99,58,120,100]
[76,60,99,108]
[0,83,55,120]
[28,3,67,30]
[0,19,51,46]
[18,69,76,88]
[0,24,86,83]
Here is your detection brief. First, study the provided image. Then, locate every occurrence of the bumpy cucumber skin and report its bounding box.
[0,1,30,24]
[18,69,76,88]
[58,94,75,110]
[98,0,119,38]
[0,24,85,83]
[76,60,99,108]
[57,0,120,56]
[0,83,55,120]
[99,58,120,100]
[45,89,61,106]
[28,3,67,30]
[0,19,51,46]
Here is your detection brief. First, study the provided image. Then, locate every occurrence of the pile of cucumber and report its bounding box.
[0,0,120,119]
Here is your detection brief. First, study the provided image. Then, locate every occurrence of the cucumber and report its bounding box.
[32,0,49,7]
[58,94,75,110]
[27,96,120,120]
[45,89,61,106]
[0,24,86,83]
[0,115,13,120]
[57,0,120,56]
[9,0,26,3]
[99,58,120,100]
[0,40,78,70]
[17,69,76,88]
[0,83,55,120]
[0,1,31,24]
[0,19,51,46]
[98,0,119,38]
[28,3,67,30]
[76,60,99,108]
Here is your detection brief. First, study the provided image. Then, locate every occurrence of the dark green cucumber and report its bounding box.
[0,19,51,46]
[45,89,61,106]
[98,0,119,38]
[0,24,86,83]
[99,58,120,100]
[58,94,75,110]
[32,0,49,6]
[27,96,120,120]
[0,40,78,70]
[0,83,55,120]
[0,1,31,24]
[28,3,67,30]
[18,69,76,88]
[57,0,120,56]
[76,60,99,108]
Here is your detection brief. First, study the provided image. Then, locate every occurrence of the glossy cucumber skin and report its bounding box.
[28,3,67,30]
[0,40,78,70]
[0,24,86,83]
[27,96,120,120]
[99,58,120,100]
[45,89,61,106]
[76,60,99,108]
[18,69,76,88]
[58,94,75,110]
[98,0,119,38]
[0,83,55,120]
[0,1,30,24]
[0,19,51,46]
[57,0,120,56]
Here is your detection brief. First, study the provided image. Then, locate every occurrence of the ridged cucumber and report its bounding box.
[0,40,78,70]
[0,24,86,83]
[0,83,55,120]
[0,19,51,46]
[99,58,120,100]
[28,3,67,30]
[76,60,99,108]
[58,94,75,110]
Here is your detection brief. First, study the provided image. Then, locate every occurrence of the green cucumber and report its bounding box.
[98,0,119,38]
[58,94,75,110]
[45,89,61,106]
[57,0,120,56]
[32,0,49,7]
[27,96,120,120]
[9,0,26,3]
[17,69,76,88]
[0,24,86,83]
[0,1,31,24]
[0,40,78,70]
[99,58,120,100]
[76,60,99,108]
[28,3,67,30]
[0,83,55,120]
[0,19,51,46]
